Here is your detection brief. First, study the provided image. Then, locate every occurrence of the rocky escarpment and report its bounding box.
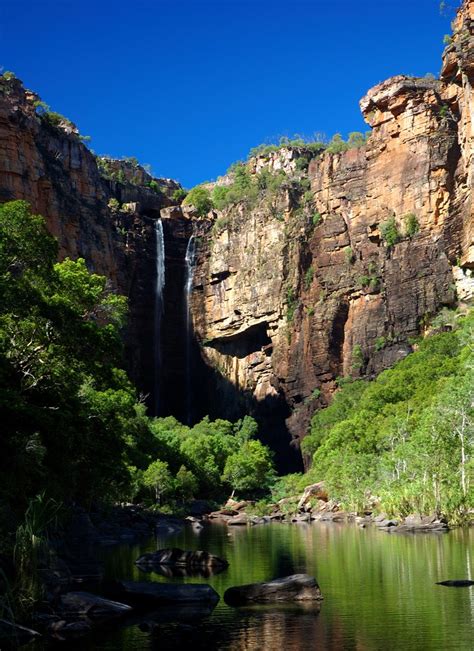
[0,75,184,404]
[1,2,473,471]
[184,1,474,466]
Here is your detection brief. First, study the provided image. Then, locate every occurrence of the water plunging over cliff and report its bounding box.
[154,219,166,414]
[184,234,197,424]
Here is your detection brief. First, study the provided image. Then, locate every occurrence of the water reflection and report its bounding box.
[49,522,473,650]
[137,563,227,579]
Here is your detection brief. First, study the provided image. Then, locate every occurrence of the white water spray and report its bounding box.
[154,219,165,414]
[184,234,197,424]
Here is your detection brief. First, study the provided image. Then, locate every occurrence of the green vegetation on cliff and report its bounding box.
[301,313,474,521]
[183,131,370,219]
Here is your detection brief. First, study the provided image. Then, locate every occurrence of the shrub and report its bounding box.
[1,71,16,81]
[304,266,314,290]
[213,215,231,232]
[148,180,163,195]
[347,132,368,149]
[351,343,365,371]
[108,198,121,212]
[404,213,420,238]
[312,212,322,226]
[42,111,73,129]
[183,186,213,216]
[172,188,187,203]
[357,275,370,288]
[326,133,349,154]
[380,217,401,248]
[375,336,387,351]
[344,247,354,264]
[295,156,309,171]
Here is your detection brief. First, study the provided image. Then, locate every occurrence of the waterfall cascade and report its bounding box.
[154,219,166,415]
[184,234,197,424]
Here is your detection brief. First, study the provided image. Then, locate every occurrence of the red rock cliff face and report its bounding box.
[1,2,473,471]
[0,76,182,400]
[188,1,474,467]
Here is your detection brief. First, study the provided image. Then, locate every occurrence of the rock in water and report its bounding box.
[135,548,228,569]
[112,580,220,606]
[436,580,474,587]
[224,574,323,606]
[59,592,132,621]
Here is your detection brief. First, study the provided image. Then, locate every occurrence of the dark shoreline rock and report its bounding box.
[224,574,323,606]
[436,580,474,587]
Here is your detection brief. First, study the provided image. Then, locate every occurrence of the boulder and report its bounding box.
[209,509,239,518]
[135,548,228,570]
[111,580,220,606]
[224,499,249,511]
[227,514,249,526]
[224,574,323,606]
[297,482,328,511]
[375,518,399,529]
[58,591,132,621]
[392,514,448,533]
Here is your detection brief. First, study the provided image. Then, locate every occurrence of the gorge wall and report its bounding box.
[0,0,473,471]
[183,0,474,467]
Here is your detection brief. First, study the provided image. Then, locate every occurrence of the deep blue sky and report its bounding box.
[0,1,455,187]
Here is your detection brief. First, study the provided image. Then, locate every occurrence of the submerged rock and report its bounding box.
[135,548,228,569]
[224,574,323,606]
[436,580,474,587]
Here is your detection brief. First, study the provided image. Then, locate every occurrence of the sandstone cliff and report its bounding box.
[1,2,473,472]
[184,0,474,467]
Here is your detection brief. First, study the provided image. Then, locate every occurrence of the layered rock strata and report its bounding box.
[187,1,474,465]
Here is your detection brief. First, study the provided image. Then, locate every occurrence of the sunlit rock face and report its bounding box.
[0,1,473,471]
[0,76,180,400]
[189,1,473,466]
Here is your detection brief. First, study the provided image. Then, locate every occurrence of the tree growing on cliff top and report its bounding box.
[183,186,213,216]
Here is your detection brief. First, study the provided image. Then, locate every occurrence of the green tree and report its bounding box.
[222,439,275,496]
[143,460,173,503]
[183,186,213,216]
[175,465,199,501]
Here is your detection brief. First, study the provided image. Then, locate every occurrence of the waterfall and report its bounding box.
[154,219,165,415]
[184,234,197,424]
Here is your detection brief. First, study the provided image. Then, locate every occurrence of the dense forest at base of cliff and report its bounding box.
[0,201,276,548]
[282,313,474,522]
[0,200,473,554]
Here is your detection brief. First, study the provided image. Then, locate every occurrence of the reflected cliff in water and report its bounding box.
[44,522,474,650]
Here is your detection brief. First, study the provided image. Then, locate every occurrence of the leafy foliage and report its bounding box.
[380,217,401,248]
[302,314,474,520]
[183,186,213,216]
[0,201,145,507]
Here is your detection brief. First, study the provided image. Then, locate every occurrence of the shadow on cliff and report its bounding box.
[181,335,304,475]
